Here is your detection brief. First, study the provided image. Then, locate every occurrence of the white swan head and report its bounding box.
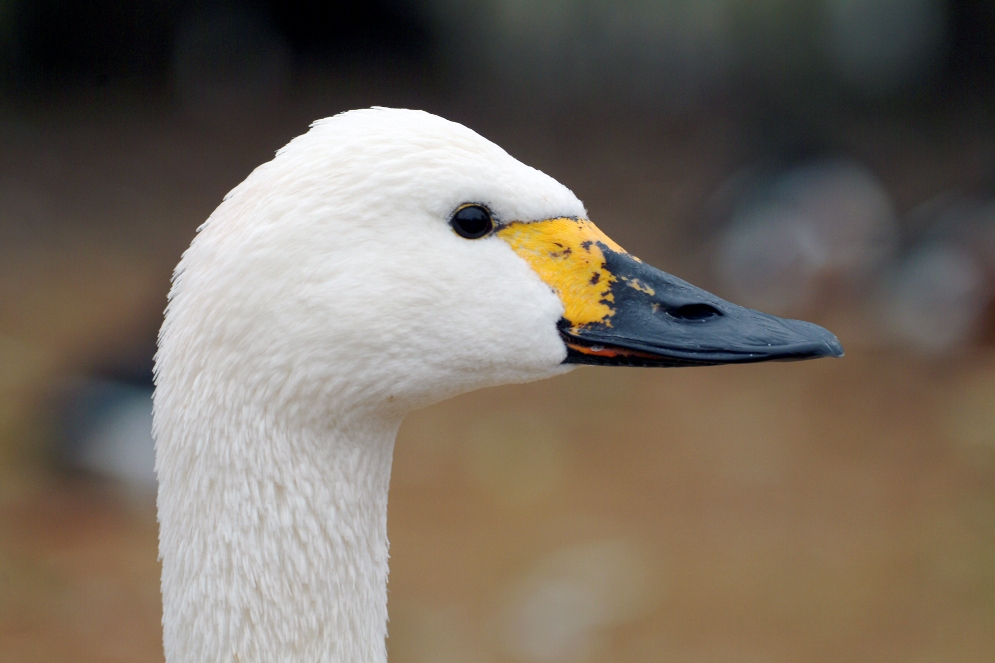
[160,108,841,423]
[154,108,841,663]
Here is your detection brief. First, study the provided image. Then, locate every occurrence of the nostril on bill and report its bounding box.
[668,303,722,321]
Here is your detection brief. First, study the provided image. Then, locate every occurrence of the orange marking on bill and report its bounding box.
[565,342,660,360]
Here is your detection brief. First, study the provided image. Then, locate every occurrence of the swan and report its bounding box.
[153,107,842,663]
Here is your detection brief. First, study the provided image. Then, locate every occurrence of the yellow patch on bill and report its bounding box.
[497,217,627,327]
[622,277,655,296]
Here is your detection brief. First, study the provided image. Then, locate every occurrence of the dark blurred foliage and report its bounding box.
[948,0,995,90]
[0,0,991,103]
[0,0,434,91]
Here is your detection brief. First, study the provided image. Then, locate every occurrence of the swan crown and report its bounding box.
[159,108,588,425]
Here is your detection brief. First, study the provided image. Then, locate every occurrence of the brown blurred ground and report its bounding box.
[1,89,994,663]
[4,353,995,662]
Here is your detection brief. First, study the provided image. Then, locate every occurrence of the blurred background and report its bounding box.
[1,0,994,661]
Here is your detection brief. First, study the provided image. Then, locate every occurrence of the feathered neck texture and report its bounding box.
[152,107,581,662]
[155,372,400,662]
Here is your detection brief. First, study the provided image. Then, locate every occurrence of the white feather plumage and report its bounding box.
[154,108,584,662]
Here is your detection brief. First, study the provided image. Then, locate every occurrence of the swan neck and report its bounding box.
[156,406,399,663]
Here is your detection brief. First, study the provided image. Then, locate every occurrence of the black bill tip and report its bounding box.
[560,250,844,368]
[779,319,844,360]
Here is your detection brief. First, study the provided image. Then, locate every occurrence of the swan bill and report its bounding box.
[497,217,844,367]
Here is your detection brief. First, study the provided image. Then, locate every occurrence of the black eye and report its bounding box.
[450,204,494,239]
